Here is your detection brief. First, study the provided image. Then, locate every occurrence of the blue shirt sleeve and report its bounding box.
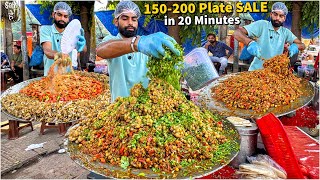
[1,52,8,60]
[100,35,120,63]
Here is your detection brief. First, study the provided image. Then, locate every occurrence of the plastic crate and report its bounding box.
[256,113,304,179]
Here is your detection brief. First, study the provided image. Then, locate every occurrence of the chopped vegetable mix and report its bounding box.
[147,43,184,90]
[212,54,303,112]
[68,79,238,173]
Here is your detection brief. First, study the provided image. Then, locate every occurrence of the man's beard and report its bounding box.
[209,40,215,43]
[54,20,68,29]
[119,26,137,38]
[271,19,283,27]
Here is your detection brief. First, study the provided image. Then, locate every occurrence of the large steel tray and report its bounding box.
[1,77,43,122]
[197,73,314,119]
[1,77,79,123]
[65,120,240,179]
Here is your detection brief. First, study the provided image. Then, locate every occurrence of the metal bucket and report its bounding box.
[230,123,259,168]
[311,80,319,111]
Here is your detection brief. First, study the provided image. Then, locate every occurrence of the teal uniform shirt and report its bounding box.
[40,25,72,76]
[40,25,62,76]
[102,33,149,102]
[244,20,297,71]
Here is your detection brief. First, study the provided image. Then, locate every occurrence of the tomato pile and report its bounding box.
[20,74,103,102]
[19,53,103,102]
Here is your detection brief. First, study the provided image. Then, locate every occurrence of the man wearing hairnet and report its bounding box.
[240,12,254,26]
[233,2,305,71]
[97,1,180,102]
[40,2,87,76]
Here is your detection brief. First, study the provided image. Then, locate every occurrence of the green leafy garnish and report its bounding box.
[147,43,184,90]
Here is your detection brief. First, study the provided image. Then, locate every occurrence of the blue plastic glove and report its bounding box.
[288,43,299,57]
[239,46,254,61]
[247,41,262,59]
[76,28,86,52]
[137,32,180,58]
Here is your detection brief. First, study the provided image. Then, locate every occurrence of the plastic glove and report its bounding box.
[76,28,86,52]
[239,46,254,61]
[247,41,262,59]
[289,43,299,57]
[137,32,180,58]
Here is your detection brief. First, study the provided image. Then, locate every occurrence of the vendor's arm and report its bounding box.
[286,30,306,57]
[42,41,58,59]
[284,29,305,51]
[234,20,265,46]
[293,38,305,50]
[97,32,180,59]
[233,27,253,46]
[96,37,138,59]
[40,26,58,59]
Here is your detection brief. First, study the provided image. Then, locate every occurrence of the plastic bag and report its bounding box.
[29,45,44,67]
[237,163,279,178]
[247,154,287,179]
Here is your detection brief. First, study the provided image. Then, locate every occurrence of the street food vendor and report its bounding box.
[233,2,305,71]
[40,2,87,76]
[96,1,180,102]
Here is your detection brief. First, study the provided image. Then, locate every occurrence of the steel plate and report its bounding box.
[1,77,78,123]
[198,73,314,119]
[1,77,43,122]
[65,120,240,179]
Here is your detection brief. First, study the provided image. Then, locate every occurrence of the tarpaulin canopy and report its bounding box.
[95,10,168,36]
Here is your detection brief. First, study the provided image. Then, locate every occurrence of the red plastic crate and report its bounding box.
[284,126,319,179]
[256,113,304,179]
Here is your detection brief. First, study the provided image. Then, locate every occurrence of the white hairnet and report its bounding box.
[114,1,141,19]
[54,2,72,16]
[240,13,254,21]
[272,2,288,16]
